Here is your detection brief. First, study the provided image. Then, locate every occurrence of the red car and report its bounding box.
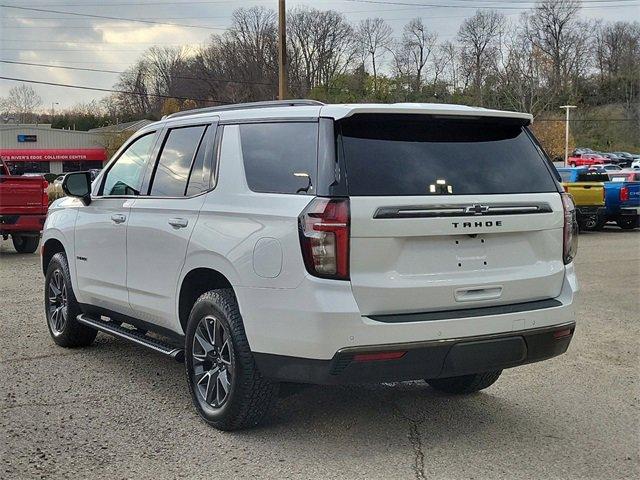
[568,153,607,167]
[0,159,49,253]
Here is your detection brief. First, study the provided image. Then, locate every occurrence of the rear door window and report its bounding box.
[239,122,317,194]
[339,114,558,196]
[149,125,207,197]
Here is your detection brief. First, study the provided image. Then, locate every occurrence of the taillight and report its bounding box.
[620,186,629,202]
[298,197,350,280]
[561,193,578,265]
[42,179,49,208]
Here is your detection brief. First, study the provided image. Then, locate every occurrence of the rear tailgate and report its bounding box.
[339,114,565,316]
[0,175,48,216]
[563,182,605,207]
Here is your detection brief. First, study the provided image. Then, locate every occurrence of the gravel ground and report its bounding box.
[1,229,638,479]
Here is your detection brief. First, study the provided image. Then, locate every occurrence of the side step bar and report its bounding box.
[77,314,184,362]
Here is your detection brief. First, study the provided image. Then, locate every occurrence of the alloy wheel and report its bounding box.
[48,269,68,334]
[192,315,234,408]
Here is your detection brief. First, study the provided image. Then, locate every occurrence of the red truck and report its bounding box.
[567,153,607,167]
[0,159,49,253]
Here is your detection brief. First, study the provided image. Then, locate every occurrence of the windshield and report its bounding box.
[338,114,558,196]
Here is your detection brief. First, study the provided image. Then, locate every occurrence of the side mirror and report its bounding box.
[62,171,92,205]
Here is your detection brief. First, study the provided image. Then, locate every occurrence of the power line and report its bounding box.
[339,0,640,10]
[0,75,231,103]
[0,4,228,30]
[0,60,280,87]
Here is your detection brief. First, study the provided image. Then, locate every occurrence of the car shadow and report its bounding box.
[85,333,559,453]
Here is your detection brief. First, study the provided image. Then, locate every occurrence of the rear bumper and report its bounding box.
[575,206,605,216]
[237,264,578,361]
[254,322,575,384]
[0,214,46,235]
[620,207,640,216]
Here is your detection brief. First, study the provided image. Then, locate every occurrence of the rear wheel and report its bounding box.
[426,371,502,394]
[617,216,639,230]
[44,253,97,347]
[185,289,278,430]
[581,214,603,231]
[12,235,39,253]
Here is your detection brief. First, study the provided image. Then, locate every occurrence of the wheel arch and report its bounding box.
[178,267,234,334]
[42,238,66,275]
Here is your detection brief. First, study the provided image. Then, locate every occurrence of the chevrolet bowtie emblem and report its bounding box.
[464,204,490,215]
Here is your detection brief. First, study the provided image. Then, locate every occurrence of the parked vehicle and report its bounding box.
[573,147,594,156]
[0,159,49,253]
[556,167,607,230]
[612,152,636,168]
[631,159,640,169]
[600,173,640,230]
[567,153,606,167]
[41,101,579,430]
[599,164,622,172]
[609,169,640,182]
[601,153,623,165]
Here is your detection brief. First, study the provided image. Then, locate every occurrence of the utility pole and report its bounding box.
[278,0,287,100]
[560,105,576,167]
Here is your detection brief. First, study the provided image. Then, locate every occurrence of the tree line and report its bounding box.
[1,0,638,156]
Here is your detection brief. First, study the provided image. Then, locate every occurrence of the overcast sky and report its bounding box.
[1,0,638,111]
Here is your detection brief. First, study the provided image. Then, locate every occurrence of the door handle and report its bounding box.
[168,217,188,228]
[111,214,126,224]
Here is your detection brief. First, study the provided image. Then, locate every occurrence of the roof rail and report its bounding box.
[164,99,325,120]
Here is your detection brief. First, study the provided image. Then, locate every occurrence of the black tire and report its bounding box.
[44,252,97,347]
[580,214,600,231]
[617,216,639,230]
[12,235,39,253]
[592,217,608,231]
[426,371,502,394]
[185,289,278,431]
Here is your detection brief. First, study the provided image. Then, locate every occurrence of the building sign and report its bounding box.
[17,134,38,142]
[0,148,107,162]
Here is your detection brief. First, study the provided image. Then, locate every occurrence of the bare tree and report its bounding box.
[288,7,357,96]
[457,10,505,104]
[0,84,42,123]
[496,23,553,115]
[356,18,392,94]
[397,18,438,92]
[523,0,582,97]
[197,6,278,103]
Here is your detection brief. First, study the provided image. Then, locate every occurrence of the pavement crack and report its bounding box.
[407,416,426,480]
[378,392,427,480]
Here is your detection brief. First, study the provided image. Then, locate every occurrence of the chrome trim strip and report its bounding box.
[374,202,553,219]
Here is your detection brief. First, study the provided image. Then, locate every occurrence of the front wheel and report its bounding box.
[44,253,97,347]
[426,371,502,394]
[12,234,39,253]
[185,289,278,431]
[617,216,639,230]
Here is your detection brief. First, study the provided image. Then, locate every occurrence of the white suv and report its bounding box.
[42,101,579,430]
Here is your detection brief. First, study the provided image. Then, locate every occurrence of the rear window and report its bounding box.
[576,171,609,182]
[338,115,558,196]
[239,122,317,194]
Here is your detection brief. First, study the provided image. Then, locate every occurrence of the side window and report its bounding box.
[149,125,207,197]
[185,126,214,196]
[102,132,156,196]
[239,122,317,194]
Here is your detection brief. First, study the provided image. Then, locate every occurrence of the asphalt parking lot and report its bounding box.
[1,230,638,479]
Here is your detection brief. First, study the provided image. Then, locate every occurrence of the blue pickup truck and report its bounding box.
[603,170,640,229]
[556,167,639,230]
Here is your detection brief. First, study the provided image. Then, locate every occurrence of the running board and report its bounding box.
[77,314,184,362]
